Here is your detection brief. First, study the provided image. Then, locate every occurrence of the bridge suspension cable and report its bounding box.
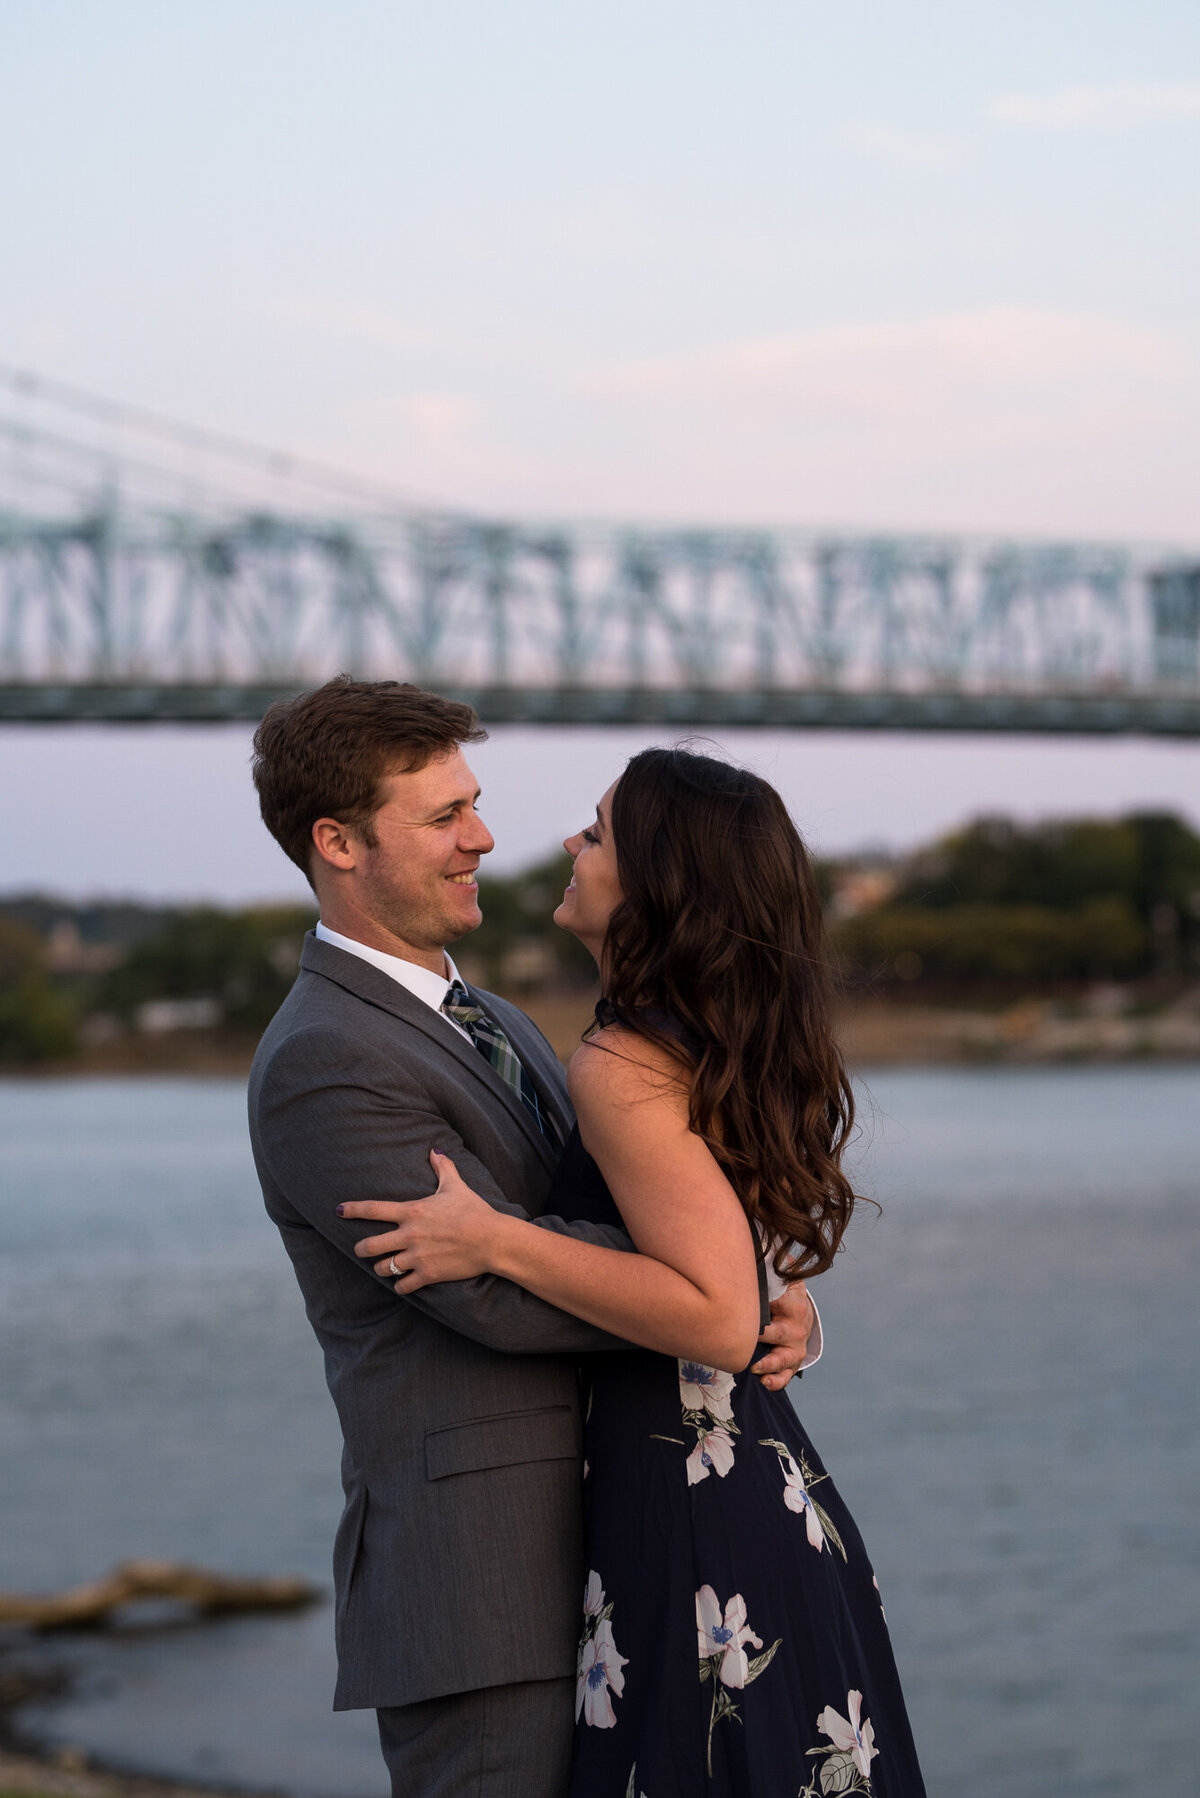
[0,369,1197,732]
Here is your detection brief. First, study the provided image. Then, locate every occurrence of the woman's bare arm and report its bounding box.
[490,1028,761,1367]
[340,1026,763,1371]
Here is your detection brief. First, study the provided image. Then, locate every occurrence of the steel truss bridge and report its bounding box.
[1,369,1198,733]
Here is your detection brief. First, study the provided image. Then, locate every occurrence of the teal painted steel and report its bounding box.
[1,367,1198,733]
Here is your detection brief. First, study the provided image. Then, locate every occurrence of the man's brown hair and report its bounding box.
[252,676,487,880]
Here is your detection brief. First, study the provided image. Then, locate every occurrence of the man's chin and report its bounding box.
[444,903,484,942]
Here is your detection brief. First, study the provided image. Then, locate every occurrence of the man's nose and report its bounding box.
[464,812,495,854]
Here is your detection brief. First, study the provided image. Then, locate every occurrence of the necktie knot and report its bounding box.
[442,979,484,1025]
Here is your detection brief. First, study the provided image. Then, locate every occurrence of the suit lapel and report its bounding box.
[299,934,562,1171]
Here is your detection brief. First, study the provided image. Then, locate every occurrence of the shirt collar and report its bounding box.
[314,920,463,1014]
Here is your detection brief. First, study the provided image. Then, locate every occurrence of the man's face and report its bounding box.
[340,748,495,964]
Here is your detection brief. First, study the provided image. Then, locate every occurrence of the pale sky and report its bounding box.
[2,2,1198,901]
[4,0,1199,536]
[6,725,1198,904]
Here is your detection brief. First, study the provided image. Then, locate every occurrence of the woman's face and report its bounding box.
[555,779,623,962]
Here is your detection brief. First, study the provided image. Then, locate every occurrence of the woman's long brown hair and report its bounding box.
[599,747,860,1281]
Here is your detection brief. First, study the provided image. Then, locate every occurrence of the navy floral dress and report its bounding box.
[546,1119,927,1798]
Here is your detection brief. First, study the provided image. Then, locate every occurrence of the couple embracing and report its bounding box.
[247,677,925,1798]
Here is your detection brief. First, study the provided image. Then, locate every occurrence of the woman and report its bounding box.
[341,748,926,1798]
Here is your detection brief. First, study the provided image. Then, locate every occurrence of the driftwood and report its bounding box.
[0,1558,317,1631]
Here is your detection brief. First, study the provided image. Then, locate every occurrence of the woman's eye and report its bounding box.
[581,827,598,845]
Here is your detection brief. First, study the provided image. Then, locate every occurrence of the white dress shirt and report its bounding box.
[314,920,472,1042]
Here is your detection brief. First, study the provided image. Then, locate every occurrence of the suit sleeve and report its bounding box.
[253,1026,634,1355]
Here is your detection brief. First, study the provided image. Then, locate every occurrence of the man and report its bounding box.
[247,677,817,1798]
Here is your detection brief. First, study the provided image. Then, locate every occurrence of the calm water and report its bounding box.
[1,1069,1197,1798]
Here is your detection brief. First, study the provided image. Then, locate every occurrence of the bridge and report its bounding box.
[2,367,1198,733]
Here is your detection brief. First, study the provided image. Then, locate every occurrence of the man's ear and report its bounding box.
[311,816,357,871]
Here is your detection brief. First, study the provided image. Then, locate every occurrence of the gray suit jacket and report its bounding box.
[247,933,632,1710]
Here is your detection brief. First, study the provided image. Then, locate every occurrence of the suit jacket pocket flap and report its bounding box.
[425,1406,580,1480]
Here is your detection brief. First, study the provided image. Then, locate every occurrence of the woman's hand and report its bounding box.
[337,1151,504,1293]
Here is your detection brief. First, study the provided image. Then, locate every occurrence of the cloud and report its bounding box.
[553,307,1200,538]
[991,82,1200,131]
[400,391,480,442]
[276,308,1198,540]
[274,296,468,356]
[841,120,956,168]
[592,308,1177,412]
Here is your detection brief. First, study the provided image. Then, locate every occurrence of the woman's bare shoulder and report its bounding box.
[567,1025,689,1117]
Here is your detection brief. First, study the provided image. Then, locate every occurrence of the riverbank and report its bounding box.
[838,986,1200,1062]
[0,1745,236,1798]
[8,985,1200,1075]
[0,1644,268,1798]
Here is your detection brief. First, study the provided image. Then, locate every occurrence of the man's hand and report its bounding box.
[751,1280,814,1392]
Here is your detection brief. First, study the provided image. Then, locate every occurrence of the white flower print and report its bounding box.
[577,1619,628,1727]
[576,1571,628,1730]
[686,1425,736,1486]
[695,1586,781,1774]
[780,1447,827,1551]
[669,1361,741,1479]
[798,1689,881,1797]
[758,1436,846,1561]
[695,1585,763,1689]
[678,1360,735,1424]
[816,1689,879,1782]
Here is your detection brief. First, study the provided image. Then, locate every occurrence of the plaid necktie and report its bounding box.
[441,980,558,1144]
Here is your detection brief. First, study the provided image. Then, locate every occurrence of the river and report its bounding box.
[1,1068,1197,1798]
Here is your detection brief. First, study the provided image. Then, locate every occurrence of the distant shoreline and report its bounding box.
[4,989,1199,1077]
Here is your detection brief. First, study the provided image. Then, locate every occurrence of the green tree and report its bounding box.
[833,897,1149,989]
[0,918,77,1063]
[863,809,1200,987]
[894,815,1145,911]
[97,904,316,1032]
[1123,812,1200,973]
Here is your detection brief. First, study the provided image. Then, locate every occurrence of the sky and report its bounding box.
[9,724,1200,904]
[1,2,1199,900]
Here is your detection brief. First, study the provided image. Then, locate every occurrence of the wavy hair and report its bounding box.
[599,747,861,1280]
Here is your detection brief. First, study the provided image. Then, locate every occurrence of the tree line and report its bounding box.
[2,812,1198,1064]
[831,812,1200,990]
